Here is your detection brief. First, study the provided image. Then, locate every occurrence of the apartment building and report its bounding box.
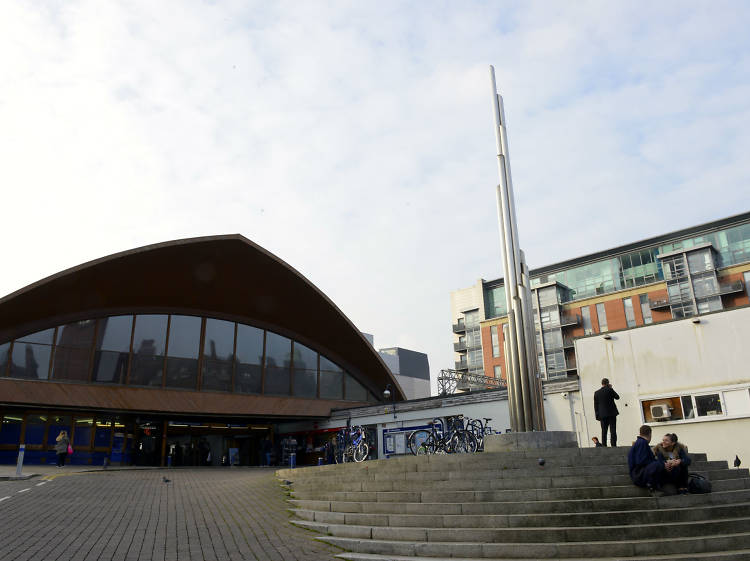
[451,211,750,387]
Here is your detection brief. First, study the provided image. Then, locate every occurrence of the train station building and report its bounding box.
[0,235,404,467]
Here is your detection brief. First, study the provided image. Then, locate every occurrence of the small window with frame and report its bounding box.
[695,393,722,417]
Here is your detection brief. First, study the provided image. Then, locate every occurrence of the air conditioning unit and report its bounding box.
[650,403,672,421]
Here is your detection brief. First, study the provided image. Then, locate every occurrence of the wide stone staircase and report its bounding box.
[277,446,750,560]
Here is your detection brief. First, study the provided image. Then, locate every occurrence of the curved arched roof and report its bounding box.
[0,235,405,402]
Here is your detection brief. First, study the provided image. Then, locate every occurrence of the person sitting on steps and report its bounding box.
[628,424,666,496]
[653,433,691,495]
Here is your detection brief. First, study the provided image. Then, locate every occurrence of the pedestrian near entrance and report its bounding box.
[54,430,70,467]
[593,378,619,447]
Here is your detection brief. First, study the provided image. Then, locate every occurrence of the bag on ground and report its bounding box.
[688,473,711,494]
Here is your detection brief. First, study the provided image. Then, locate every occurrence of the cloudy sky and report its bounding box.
[2,2,749,394]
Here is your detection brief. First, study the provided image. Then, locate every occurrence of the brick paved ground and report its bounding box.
[0,468,341,561]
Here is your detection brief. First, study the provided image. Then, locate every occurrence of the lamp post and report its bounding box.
[383,384,397,419]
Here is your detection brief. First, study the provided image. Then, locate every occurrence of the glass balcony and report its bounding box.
[453,341,467,352]
[454,360,468,371]
[559,314,581,327]
[452,322,466,333]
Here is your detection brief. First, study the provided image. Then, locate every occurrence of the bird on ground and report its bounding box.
[538,458,545,467]
[734,455,741,468]
[162,476,171,483]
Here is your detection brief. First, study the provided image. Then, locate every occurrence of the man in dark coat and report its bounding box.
[593,377,619,447]
[628,424,665,494]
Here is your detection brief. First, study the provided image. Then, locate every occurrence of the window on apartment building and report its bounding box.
[639,294,653,324]
[491,328,500,358]
[639,387,750,424]
[744,272,750,297]
[581,306,593,335]
[595,303,608,332]
[623,298,636,328]
[493,365,502,379]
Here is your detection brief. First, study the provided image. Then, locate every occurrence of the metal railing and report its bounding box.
[453,341,467,352]
[452,322,466,333]
[438,369,506,395]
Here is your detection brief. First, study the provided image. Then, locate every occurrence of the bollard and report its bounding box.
[15,444,25,477]
[289,452,296,469]
[167,456,172,468]
[317,457,323,466]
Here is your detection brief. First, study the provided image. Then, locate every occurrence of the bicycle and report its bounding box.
[466,417,494,451]
[411,417,477,455]
[334,425,369,463]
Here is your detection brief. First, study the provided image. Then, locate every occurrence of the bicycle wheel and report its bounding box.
[416,434,437,455]
[408,429,431,455]
[353,441,369,462]
[450,430,478,454]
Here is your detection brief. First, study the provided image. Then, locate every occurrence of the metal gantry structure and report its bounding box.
[437,369,506,396]
[489,65,546,432]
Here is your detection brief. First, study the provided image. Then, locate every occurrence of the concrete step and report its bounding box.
[292,500,750,528]
[294,517,750,544]
[334,550,750,561]
[278,448,711,479]
[282,461,730,484]
[290,476,750,503]
[291,488,750,516]
[287,467,745,494]
[314,532,750,558]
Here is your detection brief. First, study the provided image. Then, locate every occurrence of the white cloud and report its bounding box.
[1,2,749,395]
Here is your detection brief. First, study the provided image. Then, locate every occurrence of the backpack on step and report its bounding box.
[688,473,712,494]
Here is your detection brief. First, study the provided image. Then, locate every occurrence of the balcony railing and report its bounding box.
[649,298,670,309]
[454,360,468,371]
[453,341,467,352]
[563,337,575,349]
[719,280,744,295]
[559,314,581,327]
[452,322,466,333]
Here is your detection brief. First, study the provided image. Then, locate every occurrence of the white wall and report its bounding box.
[576,306,750,467]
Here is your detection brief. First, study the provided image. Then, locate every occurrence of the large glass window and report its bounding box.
[93,316,132,384]
[74,417,93,448]
[595,303,608,332]
[319,356,343,400]
[292,342,318,398]
[623,298,636,328]
[202,319,235,392]
[129,315,168,387]
[484,285,507,318]
[94,418,113,448]
[264,332,291,395]
[235,324,263,394]
[52,320,95,382]
[639,294,653,325]
[9,328,54,380]
[24,414,47,445]
[164,315,201,390]
[687,248,714,274]
[0,414,22,445]
[581,306,593,335]
[491,328,500,358]
[345,372,368,401]
[0,342,9,376]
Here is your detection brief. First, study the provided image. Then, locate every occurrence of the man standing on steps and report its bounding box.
[593,378,619,447]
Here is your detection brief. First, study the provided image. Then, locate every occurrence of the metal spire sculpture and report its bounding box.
[489,65,546,432]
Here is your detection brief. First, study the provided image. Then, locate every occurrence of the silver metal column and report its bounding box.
[490,65,545,432]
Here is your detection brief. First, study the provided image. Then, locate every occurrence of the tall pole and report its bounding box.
[490,65,545,432]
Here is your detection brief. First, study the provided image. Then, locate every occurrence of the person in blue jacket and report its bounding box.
[628,424,666,494]
[654,433,691,494]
